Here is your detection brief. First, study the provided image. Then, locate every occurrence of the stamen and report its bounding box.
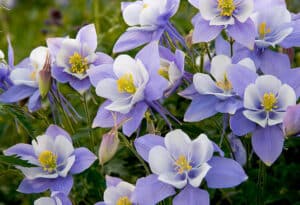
[218,0,236,17]
[216,74,232,92]
[261,92,277,111]
[158,67,169,80]
[259,22,271,39]
[116,196,132,205]
[38,150,57,173]
[175,155,192,174]
[117,73,136,94]
[68,52,89,74]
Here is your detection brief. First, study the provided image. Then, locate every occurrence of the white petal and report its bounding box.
[255,75,282,97]
[276,84,296,110]
[54,135,74,161]
[113,55,139,78]
[10,68,38,87]
[18,167,58,180]
[95,78,126,101]
[104,186,123,204]
[188,163,211,187]
[158,172,187,189]
[58,155,76,177]
[32,135,55,156]
[234,0,254,23]
[268,112,285,126]
[105,97,133,114]
[116,182,135,197]
[139,4,160,26]
[123,2,143,26]
[34,197,56,205]
[198,0,219,20]
[210,16,235,26]
[190,134,214,166]
[149,146,174,175]
[30,46,49,72]
[237,58,256,72]
[165,129,191,159]
[244,84,261,110]
[243,110,267,128]
[210,55,232,81]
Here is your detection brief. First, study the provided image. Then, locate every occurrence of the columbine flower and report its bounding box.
[283,104,300,137]
[189,0,255,48]
[0,46,51,112]
[181,55,256,122]
[158,46,185,96]
[3,125,97,194]
[113,0,183,52]
[133,130,248,205]
[34,192,71,205]
[88,42,169,136]
[95,176,136,205]
[46,24,113,93]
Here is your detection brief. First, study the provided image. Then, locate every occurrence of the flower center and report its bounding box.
[216,74,232,92]
[38,150,57,172]
[261,92,277,111]
[116,196,132,205]
[143,3,149,9]
[217,0,236,17]
[175,155,192,174]
[259,22,271,39]
[30,70,37,80]
[158,66,169,80]
[68,52,89,74]
[117,73,136,94]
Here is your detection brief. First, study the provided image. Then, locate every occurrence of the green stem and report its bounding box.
[257,161,266,205]
[50,90,75,134]
[200,54,204,73]
[93,0,100,34]
[119,133,151,175]
[205,43,212,61]
[83,92,95,151]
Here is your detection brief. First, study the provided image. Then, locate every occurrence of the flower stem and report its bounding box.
[119,132,151,175]
[257,160,266,205]
[83,92,95,151]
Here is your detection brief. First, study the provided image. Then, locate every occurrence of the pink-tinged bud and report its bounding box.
[283,104,300,137]
[98,131,120,165]
[38,53,52,98]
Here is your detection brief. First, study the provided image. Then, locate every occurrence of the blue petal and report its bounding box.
[0,85,36,103]
[173,185,209,205]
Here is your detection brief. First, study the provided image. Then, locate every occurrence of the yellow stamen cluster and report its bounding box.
[259,22,271,39]
[68,52,89,74]
[217,0,236,17]
[158,67,169,80]
[116,196,132,205]
[261,92,277,111]
[143,3,149,9]
[38,150,57,172]
[117,73,136,94]
[175,155,192,174]
[216,74,233,92]
[30,70,37,80]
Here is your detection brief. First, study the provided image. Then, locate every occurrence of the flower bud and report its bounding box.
[283,104,300,137]
[98,131,120,165]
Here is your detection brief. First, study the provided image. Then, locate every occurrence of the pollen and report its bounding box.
[38,150,57,173]
[217,0,236,17]
[158,67,169,80]
[117,73,136,94]
[259,22,271,39]
[68,52,89,74]
[30,70,37,80]
[261,92,278,111]
[143,3,149,9]
[175,155,192,174]
[116,196,132,205]
[216,74,232,92]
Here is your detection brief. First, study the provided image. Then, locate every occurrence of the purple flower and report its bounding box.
[47,24,113,93]
[189,0,256,48]
[158,46,185,96]
[283,104,300,137]
[228,72,297,165]
[0,46,51,112]
[95,176,136,205]
[181,55,256,122]
[88,42,169,136]
[34,192,71,205]
[113,0,183,52]
[0,39,13,91]
[3,125,97,194]
[133,130,248,205]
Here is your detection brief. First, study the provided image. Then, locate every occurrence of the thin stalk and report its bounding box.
[200,53,204,73]
[119,132,151,175]
[93,0,100,33]
[257,161,266,205]
[83,93,95,151]
[205,43,212,61]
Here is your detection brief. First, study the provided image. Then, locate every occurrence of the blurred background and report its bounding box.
[0,0,300,204]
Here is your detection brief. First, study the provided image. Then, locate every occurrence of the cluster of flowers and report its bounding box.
[1,0,300,204]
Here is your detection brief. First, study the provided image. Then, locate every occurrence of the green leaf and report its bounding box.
[0,155,36,168]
